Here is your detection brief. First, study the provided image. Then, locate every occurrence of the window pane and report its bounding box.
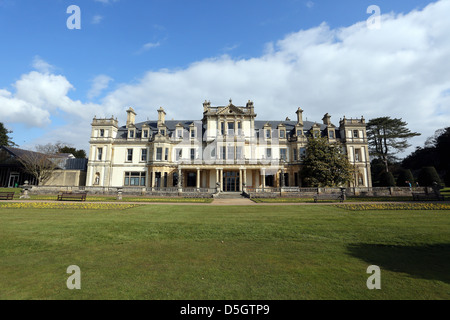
[156,148,162,160]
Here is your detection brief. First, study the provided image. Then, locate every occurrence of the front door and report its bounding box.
[8,173,19,188]
[224,171,240,192]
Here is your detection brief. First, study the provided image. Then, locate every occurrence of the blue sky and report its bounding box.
[1,0,449,157]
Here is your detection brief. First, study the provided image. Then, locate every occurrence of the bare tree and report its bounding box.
[17,150,64,185]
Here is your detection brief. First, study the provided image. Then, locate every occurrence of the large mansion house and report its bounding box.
[86,100,372,192]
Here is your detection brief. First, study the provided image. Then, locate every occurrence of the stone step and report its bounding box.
[214,192,246,199]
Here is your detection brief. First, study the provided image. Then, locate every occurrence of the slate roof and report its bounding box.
[117,119,340,139]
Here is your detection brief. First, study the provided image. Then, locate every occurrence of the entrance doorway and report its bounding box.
[223,171,240,192]
[8,172,19,188]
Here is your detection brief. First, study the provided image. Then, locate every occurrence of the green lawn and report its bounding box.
[0,204,449,300]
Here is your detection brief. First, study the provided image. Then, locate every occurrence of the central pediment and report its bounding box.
[217,104,246,115]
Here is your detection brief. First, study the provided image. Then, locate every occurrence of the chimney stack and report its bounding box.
[296,107,304,126]
[126,107,136,127]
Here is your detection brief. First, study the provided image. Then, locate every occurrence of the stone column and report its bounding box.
[261,168,266,190]
[239,169,243,192]
[196,168,201,190]
[178,167,182,192]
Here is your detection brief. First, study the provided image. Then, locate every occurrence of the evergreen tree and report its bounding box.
[418,166,441,187]
[0,122,17,147]
[396,168,414,187]
[301,137,354,187]
[379,171,396,187]
[367,117,420,172]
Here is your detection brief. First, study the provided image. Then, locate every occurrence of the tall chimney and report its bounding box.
[322,113,331,125]
[296,107,304,126]
[157,107,166,125]
[126,107,136,127]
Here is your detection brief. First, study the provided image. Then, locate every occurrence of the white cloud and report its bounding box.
[306,1,314,9]
[88,75,113,100]
[92,15,103,24]
[32,56,55,74]
[136,42,161,54]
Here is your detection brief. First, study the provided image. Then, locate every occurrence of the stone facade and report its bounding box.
[86,100,372,192]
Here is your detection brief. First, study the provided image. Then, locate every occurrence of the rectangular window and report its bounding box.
[353,130,359,138]
[190,148,195,160]
[227,146,234,160]
[237,122,242,135]
[177,129,183,138]
[124,172,146,187]
[160,129,165,136]
[156,147,162,161]
[141,149,147,162]
[314,131,320,138]
[266,148,272,159]
[266,129,271,139]
[279,130,285,139]
[165,148,169,161]
[221,122,225,135]
[190,129,196,138]
[129,130,134,138]
[228,122,234,135]
[280,148,287,161]
[329,130,335,139]
[143,130,148,138]
[293,148,298,161]
[221,146,226,159]
[297,130,302,137]
[236,146,243,160]
[100,129,105,137]
[299,147,306,159]
[97,147,103,161]
[127,149,133,162]
[355,149,361,162]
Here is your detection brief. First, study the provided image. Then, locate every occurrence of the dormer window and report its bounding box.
[160,129,165,136]
[190,129,196,138]
[143,130,148,139]
[329,130,335,139]
[296,129,302,137]
[176,129,183,138]
[279,130,286,139]
[265,129,271,139]
[313,131,320,138]
[128,130,135,139]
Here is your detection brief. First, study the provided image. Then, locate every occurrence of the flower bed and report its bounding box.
[336,203,450,211]
[0,202,141,210]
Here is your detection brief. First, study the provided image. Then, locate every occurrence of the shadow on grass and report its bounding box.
[347,243,450,284]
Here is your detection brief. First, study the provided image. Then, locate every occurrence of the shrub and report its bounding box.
[396,169,414,187]
[417,166,441,187]
[378,171,396,187]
